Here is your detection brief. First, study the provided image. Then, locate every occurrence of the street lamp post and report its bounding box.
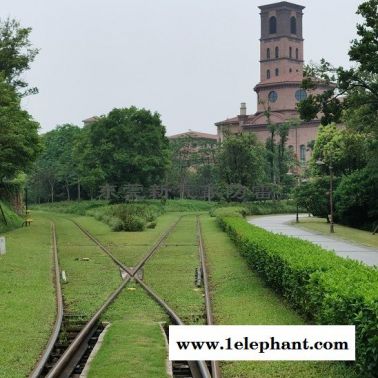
[287,172,299,223]
[316,159,334,233]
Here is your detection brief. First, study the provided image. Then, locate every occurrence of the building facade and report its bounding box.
[215,1,328,163]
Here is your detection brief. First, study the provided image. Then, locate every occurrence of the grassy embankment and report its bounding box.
[0,200,23,233]
[201,215,356,378]
[293,216,378,249]
[0,214,55,378]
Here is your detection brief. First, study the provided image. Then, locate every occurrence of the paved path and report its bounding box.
[247,214,378,267]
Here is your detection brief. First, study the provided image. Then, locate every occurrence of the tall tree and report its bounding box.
[217,133,264,188]
[0,18,39,95]
[87,107,170,188]
[0,77,40,183]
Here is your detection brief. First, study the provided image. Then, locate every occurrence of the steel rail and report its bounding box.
[45,276,130,378]
[72,220,132,275]
[30,222,64,378]
[197,216,222,378]
[132,215,183,274]
[74,215,211,378]
[42,215,182,377]
[135,276,211,378]
[44,214,211,378]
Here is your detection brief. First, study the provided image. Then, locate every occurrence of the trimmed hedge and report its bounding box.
[218,215,378,376]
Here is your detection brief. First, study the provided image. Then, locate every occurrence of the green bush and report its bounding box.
[217,215,378,376]
[334,168,378,229]
[209,206,247,218]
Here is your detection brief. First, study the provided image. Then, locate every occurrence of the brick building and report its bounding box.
[215,1,329,163]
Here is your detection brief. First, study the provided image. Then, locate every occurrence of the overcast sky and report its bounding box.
[2,0,362,135]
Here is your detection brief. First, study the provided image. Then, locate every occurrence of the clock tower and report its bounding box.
[255,1,306,114]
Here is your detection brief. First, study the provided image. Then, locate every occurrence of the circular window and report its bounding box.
[295,89,307,101]
[268,91,278,103]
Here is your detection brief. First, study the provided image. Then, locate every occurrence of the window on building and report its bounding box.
[275,46,279,58]
[289,47,292,58]
[295,89,307,101]
[291,17,297,34]
[268,91,278,103]
[267,69,271,79]
[267,48,270,59]
[289,68,292,73]
[269,16,277,34]
[296,48,299,60]
[300,145,306,161]
[275,68,279,76]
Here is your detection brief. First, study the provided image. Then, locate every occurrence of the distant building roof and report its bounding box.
[82,116,100,125]
[215,116,240,126]
[168,130,218,141]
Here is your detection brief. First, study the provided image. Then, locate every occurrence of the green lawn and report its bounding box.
[144,214,205,324]
[201,215,356,378]
[293,216,378,249]
[50,214,122,317]
[74,213,181,267]
[87,282,169,378]
[0,214,55,378]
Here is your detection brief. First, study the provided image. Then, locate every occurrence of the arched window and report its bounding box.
[267,48,270,59]
[296,48,299,60]
[289,47,292,58]
[275,68,279,76]
[269,16,277,34]
[267,69,271,79]
[291,17,297,34]
[275,46,279,58]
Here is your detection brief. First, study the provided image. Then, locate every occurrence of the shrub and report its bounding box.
[147,221,157,229]
[217,215,378,376]
[122,215,145,231]
[108,217,123,232]
[209,206,247,218]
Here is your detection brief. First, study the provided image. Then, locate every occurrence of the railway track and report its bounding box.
[197,216,221,378]
[31,214,216,378]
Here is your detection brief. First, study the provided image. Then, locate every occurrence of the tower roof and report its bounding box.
[259,2,305,12]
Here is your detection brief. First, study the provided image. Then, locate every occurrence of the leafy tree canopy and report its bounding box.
[298,0,378,127]
[0,18,39,95]
[87,107,170,187]
[0,76,40,182]
[217,133,265,188]
[310,124,368,176]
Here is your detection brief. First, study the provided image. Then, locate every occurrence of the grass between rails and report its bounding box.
[49,214,121,317]
[87,282,169,378]
[200,215,356,378]
[293,216,378,249]
[144,215,205,324]
[75,213,181,267]
[0,214,55,378]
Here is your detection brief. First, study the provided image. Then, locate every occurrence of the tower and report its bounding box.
[255,2,306,114]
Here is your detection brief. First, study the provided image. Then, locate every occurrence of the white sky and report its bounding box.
[1,0,362,135]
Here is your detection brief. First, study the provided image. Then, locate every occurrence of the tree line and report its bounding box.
[0,18,40,206]
[27,113,298,203]
[295,0,378,230]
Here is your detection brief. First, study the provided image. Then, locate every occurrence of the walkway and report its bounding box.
[248,214,378,267]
